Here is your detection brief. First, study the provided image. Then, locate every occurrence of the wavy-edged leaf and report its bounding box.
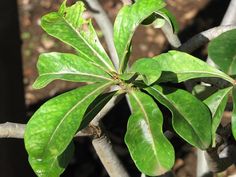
[204,87,232,146]
[41,1,115,72]
[231,87,236,140]
[208,29,236,75]
[145,85,212,149]
[126,90,174,176]
[33,52,113,89]
[114,0,165,73]
[128,58,161,85]
[29,142,74,177]
[153,50,234,84]
[25,82,112,161]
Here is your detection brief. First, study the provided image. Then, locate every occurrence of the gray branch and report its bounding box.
[92,132,130,177]
[179,25,236,53]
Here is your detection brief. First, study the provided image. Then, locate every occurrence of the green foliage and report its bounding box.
[208,29,236,75]
[203,87,232,146]
[126,90,174,176]
[24,0,236,176]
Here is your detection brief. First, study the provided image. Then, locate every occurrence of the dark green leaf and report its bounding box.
[145,85,212,149]
[28,142,74,177]
[41,1,115,72]
[204,87,232,146]
[79,91,117,129]
[126,90,175,176]
[114,0,165,73]
[129,58,161,85]
[208,29,236,75]
[154,50,234,84]
[231,87,236,140]
[25,82,112,160]
[33,52,113,89]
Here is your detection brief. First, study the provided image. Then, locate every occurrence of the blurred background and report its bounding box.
[0,0,235,176]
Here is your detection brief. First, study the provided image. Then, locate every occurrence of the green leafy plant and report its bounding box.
[24,0,236,176]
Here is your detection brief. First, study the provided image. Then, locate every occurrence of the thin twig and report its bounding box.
[161,22,181,48]
[179,25,236,53]
[84,0,119,70]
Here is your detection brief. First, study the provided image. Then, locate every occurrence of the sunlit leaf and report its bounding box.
[41,1,115,72]
[24,82,112,174]
[114,0,165,73]
[153,50,234,84]
[125,90,174,176]
[146,85,212,149]
[128,58,161,85]
[33,52,113,89]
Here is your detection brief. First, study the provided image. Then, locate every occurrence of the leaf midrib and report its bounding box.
[131,91,161,166]
[44,82,112,156]
[149,87,207,148]
[40,71,113,81]
[60,14,115,72]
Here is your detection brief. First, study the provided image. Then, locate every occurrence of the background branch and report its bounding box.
[179,25,236,53]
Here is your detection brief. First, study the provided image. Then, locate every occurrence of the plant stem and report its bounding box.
[161,22,181,48]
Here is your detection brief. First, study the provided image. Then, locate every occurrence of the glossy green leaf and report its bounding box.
[24,82,112,160]
[231,87,236,140]
[33,52,113,89]
[41,1,115,72]
[145,85,212,149]
[154,50,234,84]
[126,90,175,176]
[129,58,161,85]
[114,0,165,73]
[204,87,232,146]
[28,142,74,177]
[208,29,236,75]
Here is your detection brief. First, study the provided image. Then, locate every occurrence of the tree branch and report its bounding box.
[161,22,181,48]
[179,25,236,53]
[92,130,130,177]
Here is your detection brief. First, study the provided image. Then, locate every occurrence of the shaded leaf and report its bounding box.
[231,87,236,140]
[153,50,234,84]
[129,58,161,85]
[41,1,115,72]
[25,82,112,160]
[204,87,232,146]
[126,90,174,176]
[33,52,113,89]
[29,142,74,177]
[79,91,117,129]
[114,0,165,73]
[208,29,236,75]
[145,85,212,149]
